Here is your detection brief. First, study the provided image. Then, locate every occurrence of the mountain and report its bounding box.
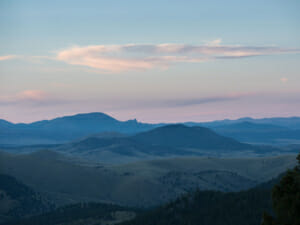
[2,113,300,146]
[0,113,158,146]
[0,174,54,224]
[133,124,253,151]
[0,150,296,207]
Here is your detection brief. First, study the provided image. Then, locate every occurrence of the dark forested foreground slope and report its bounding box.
[3,203,137,225]
[122,189,273,225]
[0,174,54,224]
[262,154,300,225]
[2,174,281,225]
[123,154,300,225]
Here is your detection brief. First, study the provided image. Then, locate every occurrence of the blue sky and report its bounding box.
[0,0,300,122]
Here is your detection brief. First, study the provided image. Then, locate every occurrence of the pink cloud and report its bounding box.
[17,90,47,100]
[0,55,18,61]
[57,47,154,72]
[0,90,48,105]
[55,43,300,72]
[280,77,288,83]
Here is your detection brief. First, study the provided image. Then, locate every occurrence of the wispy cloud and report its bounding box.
[55,41,300,72]
[0,88,252,110]
[117,92,254,109]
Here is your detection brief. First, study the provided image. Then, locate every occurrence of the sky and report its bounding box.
[0,0,300,123]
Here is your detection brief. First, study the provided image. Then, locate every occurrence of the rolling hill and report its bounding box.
[133,124,252,150]
[0,150,297,207]
[2,123,294,164]
[50,124,275,164]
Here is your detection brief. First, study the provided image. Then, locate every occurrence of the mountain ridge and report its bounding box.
[1,112,300,146]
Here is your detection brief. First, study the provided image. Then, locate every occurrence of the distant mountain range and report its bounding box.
[211,122,300,145]
[189,116,300,129]
[0,113,159,145]
[1,112,300,146]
